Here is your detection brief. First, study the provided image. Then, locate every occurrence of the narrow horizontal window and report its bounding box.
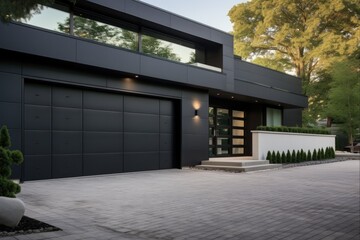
[17,5,70,33]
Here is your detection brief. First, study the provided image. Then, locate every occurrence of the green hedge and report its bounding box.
[266,147,335,164]
[256,126,330,135]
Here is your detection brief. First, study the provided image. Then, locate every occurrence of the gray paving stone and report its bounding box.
[6,160,358,240]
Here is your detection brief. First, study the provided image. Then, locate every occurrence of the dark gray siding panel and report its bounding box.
[160,116,173,133]
[0,102,21,129]
[124,96,159,114]
[170,15,211,41]
[140,55,188,83]
[283,109,303,127]
[84,110,123,132]
[24,155,52,180]
[0,57,21,74]
[52,155,83,178]
[124,113,159,133]
[52,87,82,108]
[235,59,302,95]
[188,67,226,89]
[52,108,82,131]
[52,131,82,154]
[124,133,159,152]
[84,132,123,154]
[124,152,159,172]
[24,83,51,106]
[235,80,308,108]
[8,129,21,150]
[125,0,171,26]
[84,91,123,111]
[76,41,141,74]
[160,134,173,151]
[24,131,51,155]
[24,105,51,130]
[83,153,123,176]
[0,23,76,62]
[0,73,21,103]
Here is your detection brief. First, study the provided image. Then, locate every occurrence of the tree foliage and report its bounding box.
[0,126,24,198]
[0,0,54,22]
[229,0,360,89]
[326,57,360,148]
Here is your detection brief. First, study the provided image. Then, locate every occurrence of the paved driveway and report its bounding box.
[5,160,360,240]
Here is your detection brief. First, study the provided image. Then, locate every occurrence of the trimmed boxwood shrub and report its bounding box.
[256,126,330,135]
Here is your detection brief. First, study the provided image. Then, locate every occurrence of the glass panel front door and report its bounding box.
[209,107,245,157]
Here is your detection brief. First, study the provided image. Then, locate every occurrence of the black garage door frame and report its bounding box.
[22,79,180,181]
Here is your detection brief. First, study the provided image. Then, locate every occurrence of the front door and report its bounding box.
[209,107,245,157]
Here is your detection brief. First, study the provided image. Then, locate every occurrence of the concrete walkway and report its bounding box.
[3,160,360,240]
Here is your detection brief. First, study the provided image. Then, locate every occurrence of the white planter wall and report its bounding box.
[252,131,336,160]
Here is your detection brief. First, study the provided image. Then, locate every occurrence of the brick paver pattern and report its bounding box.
[3,160,359,240]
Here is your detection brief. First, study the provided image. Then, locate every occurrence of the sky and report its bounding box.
[139,0,248,33]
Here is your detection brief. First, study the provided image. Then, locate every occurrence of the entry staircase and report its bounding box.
[194,156,282,172]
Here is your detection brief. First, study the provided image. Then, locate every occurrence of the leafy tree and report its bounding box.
[0,0,53,22]
[229,0,359,124]
[252,54,291,72]
[0,126,24,198]
[326,58,360,151]
[229,0,359,85]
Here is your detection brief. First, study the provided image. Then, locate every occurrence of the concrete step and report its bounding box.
[201,159,269,167]
[209,156,254,161]
[194,164,282,172]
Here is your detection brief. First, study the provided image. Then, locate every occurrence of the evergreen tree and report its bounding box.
[281,152,286,164]
[266,151,272,163]
[307,150,312,162]
[272,151,276,163]
[291,150,296,163]
[286,150,291,164]
[312,149,317,161]
[276,151,281,164]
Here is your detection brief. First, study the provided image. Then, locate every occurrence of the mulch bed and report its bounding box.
[0,216,61,237]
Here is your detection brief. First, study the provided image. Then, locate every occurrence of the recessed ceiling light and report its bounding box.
[231,96,234,99]
[278,104,281,106]
[216,93,220,96]
[135,75,139,78]
[255,100,258,103]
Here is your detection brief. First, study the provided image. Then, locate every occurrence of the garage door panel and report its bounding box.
[52,87,82,108]
[84,132,123,153]
[53,107,82,131]
[160,134,173,151]
[160,100,174,116]
[84,91,123,111]
[25,83,51,106]
[52,131,82,154]
[124,133,159,152]
[160,116,173,133]
[124,113,159,133]
[124,152,159,172]
[25,130,51,155]
[52,155,82,178]
[124,96,159,114]
[160,151,175,169]
[24,155,52,180]
[84,110,123,132]
[84,153,123,175]
[25,105,51,130]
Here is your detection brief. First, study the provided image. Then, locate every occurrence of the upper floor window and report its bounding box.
[18,5,70,33]
[141,30,195,64]
[15,4,222,72]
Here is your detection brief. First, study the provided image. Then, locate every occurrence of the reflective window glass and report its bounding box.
[18,6,70,33]
[72,15,138,51]
[266,108,282,127]
[217,147,229,155]
[217,138,230,146]
[142,34,195,63]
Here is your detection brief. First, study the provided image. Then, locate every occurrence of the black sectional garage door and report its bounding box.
[24,82,176,180]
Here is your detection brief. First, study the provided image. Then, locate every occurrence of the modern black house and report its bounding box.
[0,0,307,181]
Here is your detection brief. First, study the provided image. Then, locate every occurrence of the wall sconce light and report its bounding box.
[194,109,199,116]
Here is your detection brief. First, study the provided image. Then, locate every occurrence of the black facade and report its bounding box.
[0,0,307,181]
